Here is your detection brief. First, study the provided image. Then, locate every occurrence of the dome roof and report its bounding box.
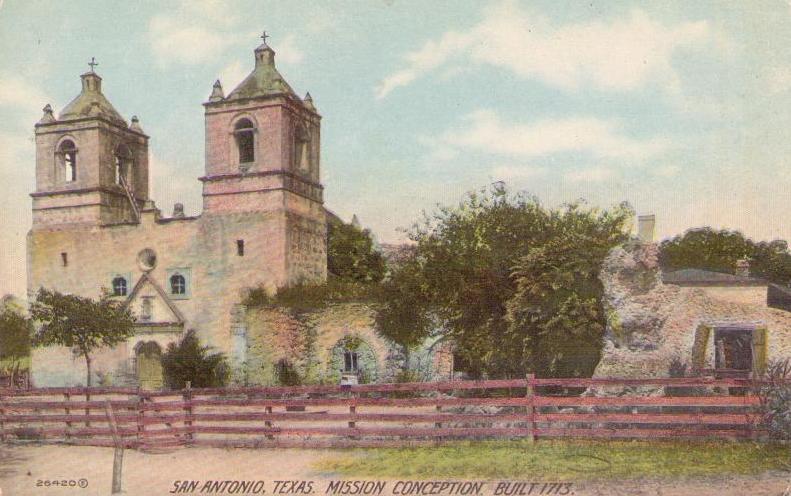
[224,42,299,101]
[59,71,126,125]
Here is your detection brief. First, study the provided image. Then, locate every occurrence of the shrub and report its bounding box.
[13,426,42,440]
[275,359,302,386]
[392,369,423,398]
[756,359,791,440]
[664,356,707,397]
[243,277,379,313]
[161,330,230,389]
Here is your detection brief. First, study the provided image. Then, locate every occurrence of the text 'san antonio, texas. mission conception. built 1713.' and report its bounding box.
[28,37,335,388]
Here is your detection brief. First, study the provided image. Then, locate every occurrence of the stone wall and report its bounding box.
[28,206,293,386]
[596,243,791,380]
[241,303,446,386]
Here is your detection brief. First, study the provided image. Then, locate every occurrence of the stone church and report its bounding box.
[28,38,330,388]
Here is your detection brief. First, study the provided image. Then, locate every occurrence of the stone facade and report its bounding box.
[28,40,327,387]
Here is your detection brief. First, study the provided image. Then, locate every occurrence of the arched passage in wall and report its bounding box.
[135,341,163,390]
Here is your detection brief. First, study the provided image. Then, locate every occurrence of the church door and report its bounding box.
[136,342,164,390]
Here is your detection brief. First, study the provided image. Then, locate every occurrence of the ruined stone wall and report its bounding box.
[596,243,791,381]
[243,303,448,386]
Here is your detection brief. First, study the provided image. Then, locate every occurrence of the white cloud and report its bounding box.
[218,60,247,91]
[276,34,304,66]
[563,166,615,183]
[491,164,547,180]
[0,74,50,122]
[377,1,711,98]
[148,2,304,70]
[435,109,666,161]
[148,15,242,66]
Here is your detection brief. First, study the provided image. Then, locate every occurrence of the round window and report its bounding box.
[137,248,157,272]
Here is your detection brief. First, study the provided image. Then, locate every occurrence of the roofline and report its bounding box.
[35,116,149,139]
[199,169,323,189]
[664,280,768,287]
[202,93,321,118]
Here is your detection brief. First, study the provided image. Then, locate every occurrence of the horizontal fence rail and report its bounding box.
[0,376,782,449]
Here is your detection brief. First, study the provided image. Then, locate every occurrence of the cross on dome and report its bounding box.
[88,57,99,72]
[260,31,270,44]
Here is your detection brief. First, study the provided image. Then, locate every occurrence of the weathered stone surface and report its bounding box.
[596,242,791,385]
[29,43,327,388]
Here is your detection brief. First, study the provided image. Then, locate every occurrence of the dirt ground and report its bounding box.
[0,445,789,496]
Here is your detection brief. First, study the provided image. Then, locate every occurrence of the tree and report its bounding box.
[658,228,753,274]
[327,217,386,283]
[749,240,791,284]
[0,298,32,386]
[29,288,136,387]
[376,183,632,378]
[658,228,791,284]
[375,258,435,369]
[506,204,632,377]
[161,330,229,389]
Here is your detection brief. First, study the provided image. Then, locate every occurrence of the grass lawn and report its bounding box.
[315,439,790,480]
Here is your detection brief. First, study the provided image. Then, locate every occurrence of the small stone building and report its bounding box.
[596,242,791,380]
[28,39,328,387]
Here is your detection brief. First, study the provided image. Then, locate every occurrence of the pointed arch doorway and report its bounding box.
[135,341,164,390]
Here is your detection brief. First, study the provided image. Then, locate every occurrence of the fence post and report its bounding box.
[0,392,5,442]
[526,373,535,443]
[348,390,357,439]
[183,381,193,445]
[104,400,124,494]
[64,392,72,441]
[85,387,91,428]
[135,387,144,449]
[265,404,274,440]
[434,404,443,445]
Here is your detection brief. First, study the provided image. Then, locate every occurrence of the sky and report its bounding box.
[1,0,791,297]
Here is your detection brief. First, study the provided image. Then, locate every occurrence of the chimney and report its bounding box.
[173,203,185,218]
[637,214,655,243]
[735,259,750,277]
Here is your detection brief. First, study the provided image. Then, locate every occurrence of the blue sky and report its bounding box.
[1,0,791,296]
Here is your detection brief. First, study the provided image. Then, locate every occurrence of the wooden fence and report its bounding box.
[0,376,775,449]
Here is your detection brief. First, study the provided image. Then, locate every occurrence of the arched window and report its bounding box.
[293,123,310,172]
[114,156,123,185]
[170,273,186,295]
[234,118,255,167]
[114,145,132,186]
[112,276,128,297]
[59,140,77,182]
[344,350,359,373]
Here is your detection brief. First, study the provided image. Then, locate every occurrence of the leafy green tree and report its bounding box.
[658,228,753,274]
[658,228,791,284]
[506,204,632,377]
[161,330,229,389]
[29,288,136,387]
[749,240,791,284]
[327,217,386,283]
[0,299,32,385]
[376,183,632,378]
[375,258,435,368]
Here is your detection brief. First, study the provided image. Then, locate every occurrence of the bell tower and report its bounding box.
[32,59,149,228]
[202,34,326,285]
